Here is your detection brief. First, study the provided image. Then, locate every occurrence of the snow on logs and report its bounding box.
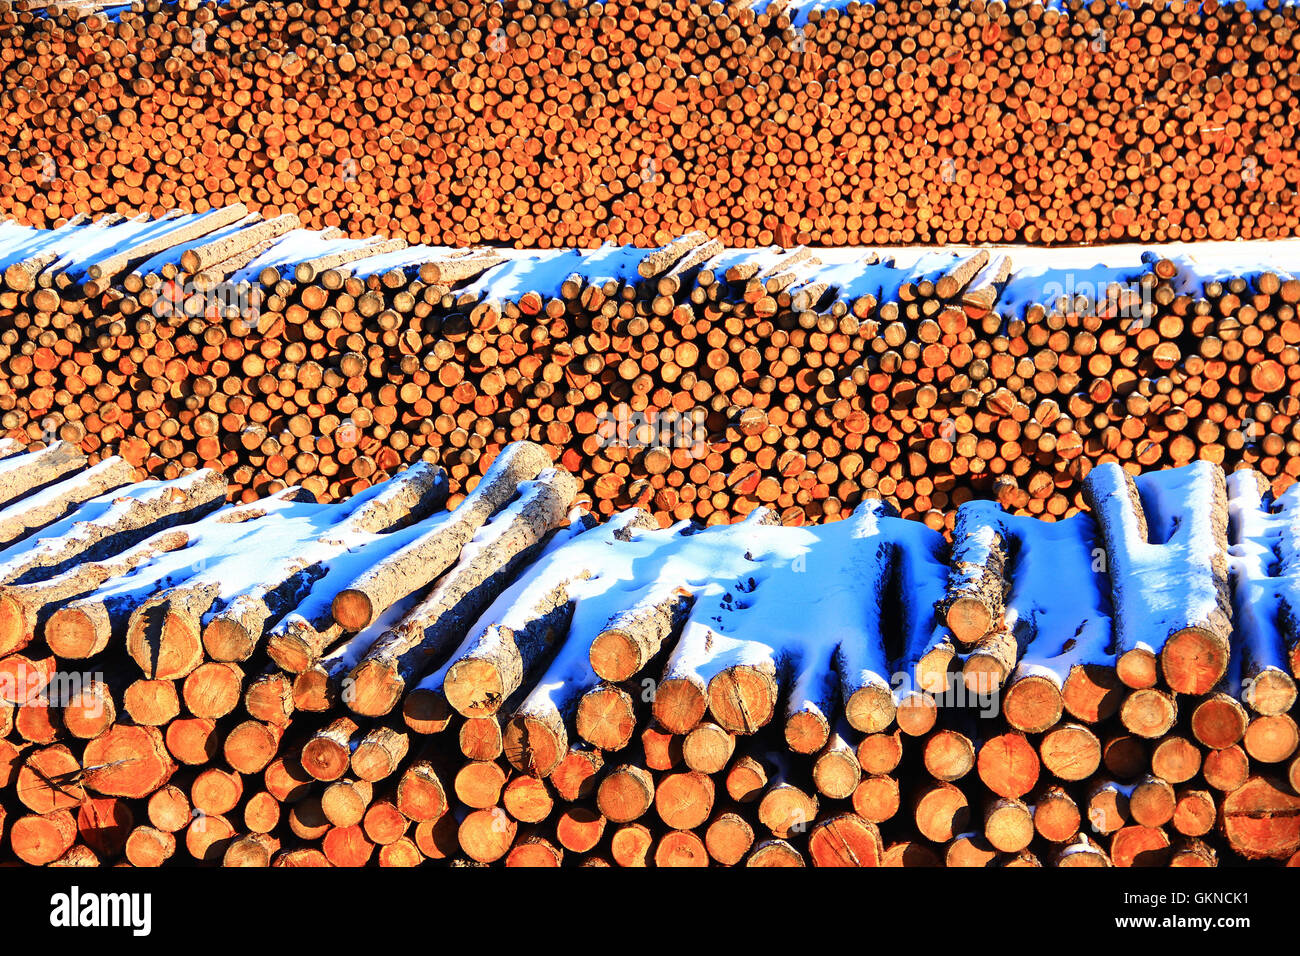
[1,444,1300,865]
[4,211,1300,534]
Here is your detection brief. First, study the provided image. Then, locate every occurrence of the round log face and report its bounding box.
[1222,777,1300,860]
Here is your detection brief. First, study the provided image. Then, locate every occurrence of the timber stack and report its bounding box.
[0,438,1299,867]
[0,0,1295,246]
[1,212,1299,529]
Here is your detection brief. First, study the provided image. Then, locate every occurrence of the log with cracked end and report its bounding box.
[330,441,555,632]
[344,467,582,718]
[44,486,308,665]
[1083,461,1232,695]
[1225,470,1300,715]
[199,462,448,662]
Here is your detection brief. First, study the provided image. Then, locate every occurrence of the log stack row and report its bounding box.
[2,211,1300,529]
[1,439,1299,867]
[0,0,1297,246]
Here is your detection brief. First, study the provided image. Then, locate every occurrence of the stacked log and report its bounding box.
[1,212,1299,532]
[2,440,1300,866]
[0,0,1296,247]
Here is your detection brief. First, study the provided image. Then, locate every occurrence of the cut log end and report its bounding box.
[575,684,636,752]
[651,678,707,735]
[331,589,376,633]
[1116,647,1159,691]
[1160,628,1229,696]
[707,666,776,734]
[502,715,565,778]
[1062,663,1124,724]
[946,596,993,644]
[0,592,30,656]
[1121,689,1178,739]
[588,629,640,683]
[44,607,106,659]
[808,813,883,867]
[1002,675,1063,734]
[201,619,258,663]
[345,660,403,718]
[402,689,454,735]
[1190,694,1248,750]
[444,659,505,718]
[844,684,896,735]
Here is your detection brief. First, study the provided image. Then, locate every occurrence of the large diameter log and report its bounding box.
[1221,776,1300,860]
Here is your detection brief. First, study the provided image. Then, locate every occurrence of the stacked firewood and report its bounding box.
[0,0,1295,246]
[2,211,1299,529]
[1,439,1298,867]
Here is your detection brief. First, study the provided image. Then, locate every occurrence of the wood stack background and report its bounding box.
[2,212,1300,530]
[0,439,1298,867]
[0,0,1296,246]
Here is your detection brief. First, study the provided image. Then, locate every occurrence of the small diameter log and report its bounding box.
[852,775,900,824]
[202,462,449,662]
[1172,789,1217,838]
[1110,826,1172,867]
[1039,723,1102,782]
[458,807,517,863]
[363,799,409,846]
[1054,835,1113,868]
[1169,839,1219,868]
[976,731,1040,799]
[1225,471,1299,717]
[1033,787,1081,843]
[445,511,652,723]
[745,839,806,867]
[301,717,361,783]
[942,503,1007,642]
[656,770,715,832]
[352,725,410,782]
[589,587,693,683]
[914,781,970,844]
[505,832,564,868]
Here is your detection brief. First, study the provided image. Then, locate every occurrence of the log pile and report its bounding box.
[2,211,1300,530]
[2,439,1300,867]
[0,0,1296,247]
